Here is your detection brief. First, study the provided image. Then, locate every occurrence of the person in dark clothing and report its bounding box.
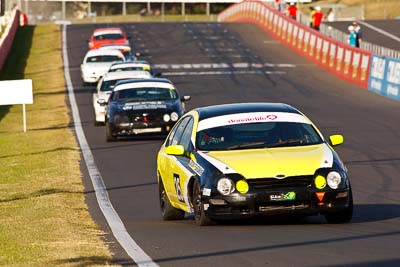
[353,22,363,48]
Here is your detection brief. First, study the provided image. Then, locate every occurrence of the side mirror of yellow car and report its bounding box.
[329,135,344,146]
[165,145,185,156]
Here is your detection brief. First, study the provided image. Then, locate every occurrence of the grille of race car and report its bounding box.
[246,175,313,190]
[129,112,164,123]
[113,112,164,124]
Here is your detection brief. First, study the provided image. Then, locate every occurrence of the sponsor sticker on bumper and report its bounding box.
[269,192,296,201]
[132,128,162,134]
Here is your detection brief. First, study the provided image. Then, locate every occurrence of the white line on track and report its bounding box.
[62,24,158,267]
[358,21,400,43]
[163,70,286,76]
[153,62,296,69]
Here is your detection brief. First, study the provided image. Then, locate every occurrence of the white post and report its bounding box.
[23,103,26,133]
[122,2,126,16]
[62,0,66,20]
[147,2,151,13]
[161,2,165,22]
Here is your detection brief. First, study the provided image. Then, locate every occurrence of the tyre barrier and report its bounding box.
[218,1,379,92]
[0,9,20,73]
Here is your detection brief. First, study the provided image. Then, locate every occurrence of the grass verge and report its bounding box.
[0,25,117,266]
[301,0,400,20]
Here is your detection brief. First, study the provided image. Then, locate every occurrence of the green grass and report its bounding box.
[301,0,400,19]
[0,25,117,266]
[71,14,218,23]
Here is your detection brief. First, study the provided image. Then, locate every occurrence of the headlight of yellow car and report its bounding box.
[217,178,235,195]
[327,171,342,189]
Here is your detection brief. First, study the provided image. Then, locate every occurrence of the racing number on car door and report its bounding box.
[173,174,184,202]
[163,117,191,204]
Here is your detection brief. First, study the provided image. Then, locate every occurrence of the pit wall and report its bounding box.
[218,1,371,89]
[0,9,20,73]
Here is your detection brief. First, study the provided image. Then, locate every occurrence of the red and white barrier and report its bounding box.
[218,1,371,88]
[0,9,20,73]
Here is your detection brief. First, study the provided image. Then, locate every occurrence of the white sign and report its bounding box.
[0,79,33,133]
[0,79,33,105]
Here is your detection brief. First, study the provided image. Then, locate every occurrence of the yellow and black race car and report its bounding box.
[157,103,353,225]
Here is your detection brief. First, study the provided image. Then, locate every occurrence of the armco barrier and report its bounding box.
[0,9,20,73]
[218,1,371,89]
[369,55,400,101]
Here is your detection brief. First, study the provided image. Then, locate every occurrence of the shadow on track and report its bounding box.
[84,181,157,195]
[149,229,400,264]
[180,204,400,226]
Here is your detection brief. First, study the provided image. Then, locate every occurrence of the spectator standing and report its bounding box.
[353,21,362,48]
[286,3,298,20]
[308,7,315,27]
[312,6,323,31]
[348,25,357,47]
[275,0,281,11]
[312,6,324,31]
[326,8,335,22]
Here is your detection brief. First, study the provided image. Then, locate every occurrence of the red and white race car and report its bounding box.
[88,27,130,50]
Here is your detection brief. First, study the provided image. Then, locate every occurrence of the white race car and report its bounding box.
[81,49,125,85]
[98,44,139,61]
[108,61,154,76]
[93,70,152,124]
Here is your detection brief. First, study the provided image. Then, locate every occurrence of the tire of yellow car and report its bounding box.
[159,179,185,220]
[324,188,353,224]
[192,179,214,226]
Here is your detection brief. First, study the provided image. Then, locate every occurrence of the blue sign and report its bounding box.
[368,55,400,101]
[385,57,400,100]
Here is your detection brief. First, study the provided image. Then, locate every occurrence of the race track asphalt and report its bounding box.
[326,20,400,51]
[65,22,400,266]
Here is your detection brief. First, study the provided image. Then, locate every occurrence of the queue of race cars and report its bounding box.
[81,27,353,226]
[81,27,191,140]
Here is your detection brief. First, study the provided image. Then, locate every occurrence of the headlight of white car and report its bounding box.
[217,177,235,195]
[170,112,179,122]
[163,114,170,122]
[327,171,342,189]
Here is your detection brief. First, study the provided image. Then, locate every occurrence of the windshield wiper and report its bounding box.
[123,98,146,102]
[226,142,268,150]
[266,139,306,148]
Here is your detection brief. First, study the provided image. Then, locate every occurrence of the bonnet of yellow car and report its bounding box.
[207,144,330,179]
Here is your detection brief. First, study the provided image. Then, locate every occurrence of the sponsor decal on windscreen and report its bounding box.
[197,112,309,131]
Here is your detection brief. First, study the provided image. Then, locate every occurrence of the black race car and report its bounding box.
[105,78,190,141]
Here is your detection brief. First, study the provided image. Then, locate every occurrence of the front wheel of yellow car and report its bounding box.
[324,189,353,224]
[159,180,185,220]
[192,180,214,226]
